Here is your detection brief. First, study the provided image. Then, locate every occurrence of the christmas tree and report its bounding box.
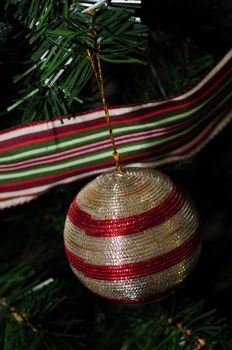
[1,0,232,349]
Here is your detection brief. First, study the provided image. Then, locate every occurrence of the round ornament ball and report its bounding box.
[64,168,201,304]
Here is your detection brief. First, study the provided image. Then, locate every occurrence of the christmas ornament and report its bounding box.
[64,167,201,303]
[63,25,202,303]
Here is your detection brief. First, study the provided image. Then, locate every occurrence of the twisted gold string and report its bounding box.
[86,49,124,174]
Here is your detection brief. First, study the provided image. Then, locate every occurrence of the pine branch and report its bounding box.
[0,265,87,350]
[4,0,148,121]
[94,299,232,350]
[2,0,232,126]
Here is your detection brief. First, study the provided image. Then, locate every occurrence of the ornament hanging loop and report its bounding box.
[113,151,123,174]
[86,48,124,174]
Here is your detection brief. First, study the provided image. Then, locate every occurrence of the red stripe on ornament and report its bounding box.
[65,225,201,280]
[68,184,186,237]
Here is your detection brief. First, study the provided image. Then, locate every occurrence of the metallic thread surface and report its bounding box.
[64,168,201,303]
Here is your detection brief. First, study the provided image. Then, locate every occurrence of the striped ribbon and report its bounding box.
[0,49,232,209]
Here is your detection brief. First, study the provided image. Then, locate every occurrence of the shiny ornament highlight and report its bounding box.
[64,168,201,303]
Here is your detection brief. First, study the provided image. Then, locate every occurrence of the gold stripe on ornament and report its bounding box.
[70,245,201,300]
[77,168,173,219]
[64,200,199,266]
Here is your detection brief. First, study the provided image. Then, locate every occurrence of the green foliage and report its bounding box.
[119,33,215,103]
[94,299,232,350]
[2,0,232,125]
[4,0,147,121]
[0,265,87,350]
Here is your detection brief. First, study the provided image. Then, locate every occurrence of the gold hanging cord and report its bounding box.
[86,49,124,174]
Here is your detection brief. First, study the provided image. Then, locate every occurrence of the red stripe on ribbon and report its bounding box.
[2,79,230,171]
[65,225,201,280]
[1,62,231,152]
[68,184,185,237]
